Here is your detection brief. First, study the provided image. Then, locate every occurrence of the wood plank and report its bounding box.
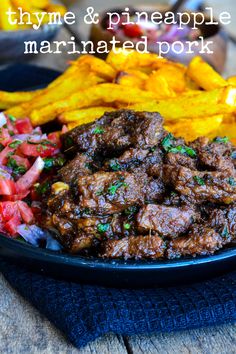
[125,324,236,354]
[0,274,128,354]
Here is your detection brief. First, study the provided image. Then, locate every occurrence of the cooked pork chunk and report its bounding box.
[102,235,166,259]
[137,205,197,238]
[45,110,236,258]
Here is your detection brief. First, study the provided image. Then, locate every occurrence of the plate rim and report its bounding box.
[0,233,236,271]
[0,82,236,274]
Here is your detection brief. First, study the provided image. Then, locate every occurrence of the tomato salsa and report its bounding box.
[0,113,65,243]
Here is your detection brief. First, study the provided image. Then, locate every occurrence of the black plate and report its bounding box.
[0,234,236,287]
[0,68,236,287]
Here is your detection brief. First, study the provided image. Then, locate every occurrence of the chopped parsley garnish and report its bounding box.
[85,162,93,170]
[65,136,73,147]
[213,136,229,144]
[222,225,229,238]
[124,223,131,230]
[8,114,16,122]
[7,158,26,175]
[28,139,56,147]
[8,140,22,148]
[193,176,205,186]
[161,134,196,158]
[97,223,110,233]
[161,133,174,151]
[95,188,104,196]
[93,127,104,135]
[228,177,236,186]
[108,180,127,195]
[43,157,66,171]
[231,151,236,159]
[124,205,138,217]
[35,181,50,195]
[109,159,121,171]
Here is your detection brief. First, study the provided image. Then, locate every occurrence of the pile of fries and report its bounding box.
[0,0,66,31]
[2,50,236,142]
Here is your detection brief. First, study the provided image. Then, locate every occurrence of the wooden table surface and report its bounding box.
[1,1,236,353]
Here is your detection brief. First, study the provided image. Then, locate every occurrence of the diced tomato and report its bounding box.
[0,128,12,147]
[15,118,33,134]
[0,201,21,221]
[0,179,17,195]
[17,201,34,223]
[16,156,44,191]
[10,155,30,170]
[19,141,58,158]
[4,214,21,236]
[123,24,143,38]
[2,190,30,201]
[6,116,18,135]
[0,146,15,165]
[48,132,61,148]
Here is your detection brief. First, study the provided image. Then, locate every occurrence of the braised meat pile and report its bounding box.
[45,110,236,259]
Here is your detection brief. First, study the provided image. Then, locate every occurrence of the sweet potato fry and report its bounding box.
[72,55,117,81]
[30,84,156,126]
[145,73,176,99]
[6,68,105,118]
[227,76,236,86]
[129,86,236,122]
[214,123,236,144]
[149,64,186,93]
[59,106,115,124]
[187,56,228,91]
[115,70,148,90]
[0,90,42,110]
[106,49,168,72]
[165,114,223,141]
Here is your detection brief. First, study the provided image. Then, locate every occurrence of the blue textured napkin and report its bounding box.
[0,261,235,348]
[0,65,236,348]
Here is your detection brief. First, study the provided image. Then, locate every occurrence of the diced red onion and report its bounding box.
[17,224,62,251]
[0,113,7,128]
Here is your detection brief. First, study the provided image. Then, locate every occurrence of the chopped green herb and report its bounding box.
[85,162,93,170]
[0,144,4,152]
[124,205,138,217]
[213,136,229,144]
[82,208,91,215]
[28,140,56,147]
[93,127,104,135]
[7,158,26,175]
[228,177,236,186]
[222,225,229,238]
[95,188,104,196]
[149,146,157,153]
[43,157,66,171]
[193,176,205,186]
[169,145,196,157]
[65,136,73,148]
[161,133,174,151]
[161,134,196,158]
[8,114,16,122]
[231,151,236,159]
[124,223,131,230]
[108,180,127,195]
[35,181,50,195]
[97,223,110,233]
[8,140,22,148]
[109,159,121,171]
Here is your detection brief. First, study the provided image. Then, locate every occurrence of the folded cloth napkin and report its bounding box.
[0,261,236,348]
[0,65,236,348]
